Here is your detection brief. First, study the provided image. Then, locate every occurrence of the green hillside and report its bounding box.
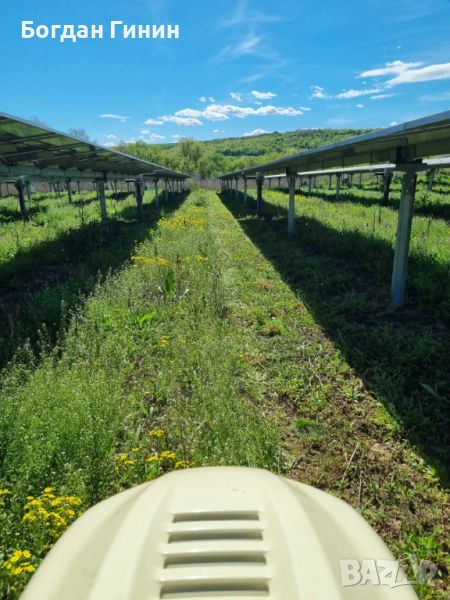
[117,128,374,177]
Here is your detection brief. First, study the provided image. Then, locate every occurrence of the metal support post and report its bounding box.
[336,174,341,200]
[256,173,264,215]
[154,178,159,209]
[382,169,393,206]
[134,177,144,220]
[15,177,27,219]
[97,179,107,224]
[391,168,417,308]
[66,179,72,204]
[288,174,296,239]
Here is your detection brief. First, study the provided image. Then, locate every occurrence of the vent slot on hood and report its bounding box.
[160,581,269,598]
[160,510,269,598]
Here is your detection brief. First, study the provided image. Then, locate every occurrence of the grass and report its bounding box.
[0,189,279,597]
[0,189,173,367]
[0,182,448,598]
[225,180,450,479]
[218,183,449,598]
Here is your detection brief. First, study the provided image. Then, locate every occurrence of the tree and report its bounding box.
[27,115,51,128]
[67,128,91,142]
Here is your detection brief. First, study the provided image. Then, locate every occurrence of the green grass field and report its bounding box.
[0,183,448,598]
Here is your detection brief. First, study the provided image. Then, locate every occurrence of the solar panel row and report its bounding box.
[219,110,450,307]
[0,111,188,222]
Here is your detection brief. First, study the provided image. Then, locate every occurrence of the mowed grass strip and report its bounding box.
[0,190,279,597]
[215,190,449,599]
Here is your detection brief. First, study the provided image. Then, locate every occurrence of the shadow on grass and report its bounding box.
[220,190,450,486]
[0,191,188,368]
[0,204,48,223]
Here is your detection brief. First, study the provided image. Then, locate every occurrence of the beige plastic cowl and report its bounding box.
[22,467,418,599]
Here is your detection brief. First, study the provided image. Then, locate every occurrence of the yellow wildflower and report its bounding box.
[159,336,170,348]
[175,460,192,470]
[146,455,161,463]
[149,428,165,438]
[160,450,176,460]
[131,256,174,268]
[2,549,36,576]
[21,488,83,540]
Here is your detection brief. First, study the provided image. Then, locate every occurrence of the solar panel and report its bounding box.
[219,110,450,309]
[0,111,187,181]
[220,109,450,178]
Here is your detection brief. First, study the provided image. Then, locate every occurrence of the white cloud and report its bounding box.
[140,130,165,141]
[358,60,422,78]
[243,128,269,137]
[419,91,450,102]
[175,108,204,118]
[208,96,215,102]
[336,87,382,99]
[230,92,242,102]
[214,33,262,63]
[310,85,330,100]
[359,60,450,87]
[356,104,364,108]
[388,62,450,86]
[148,133,166,141]
[256,105,301,116]
[299,106,311,111]
[317,59,450,104]
[202,106,230,121]
[160,115,203,126]
[389,121,399,126]
[234,34,261,56]
[370,93,395,100]
[251,90,277,99]
[106,134,118,139]
[99,113,130,122]
[144,118,164,125]
[198,96,207,103]
[171,134,181,139]
[221,3,284,27]
[160,102,303,125]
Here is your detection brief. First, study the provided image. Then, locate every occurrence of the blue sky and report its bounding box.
[2,0,450,145]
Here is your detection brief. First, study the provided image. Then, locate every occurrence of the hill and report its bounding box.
[117,128,374,178]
